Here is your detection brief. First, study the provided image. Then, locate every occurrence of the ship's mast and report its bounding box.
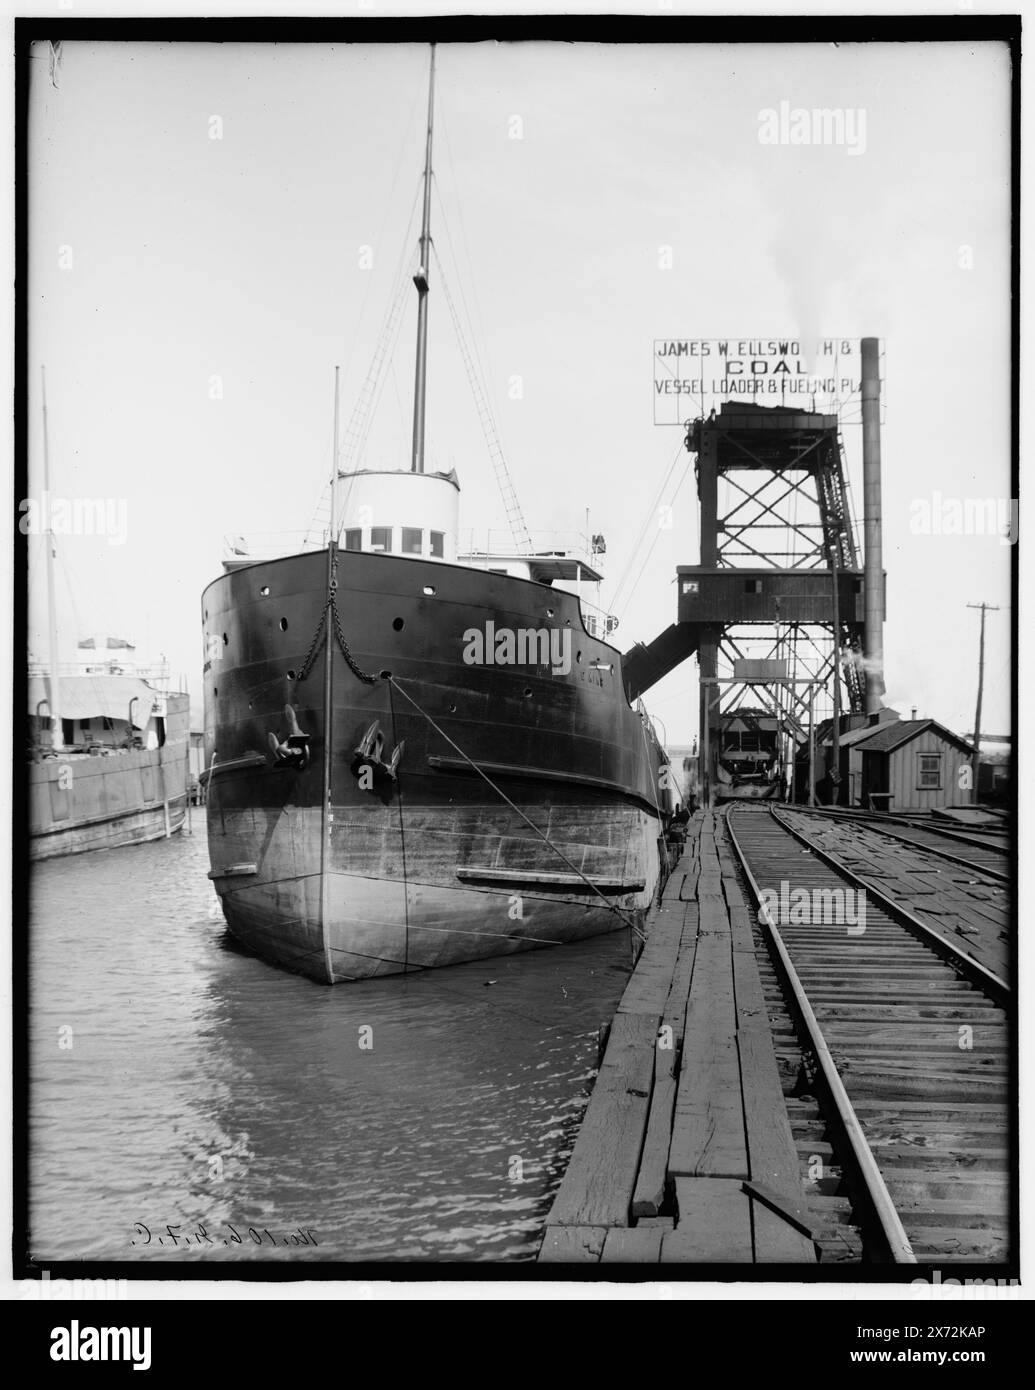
[41,365,63,750]
[410,44,435,474]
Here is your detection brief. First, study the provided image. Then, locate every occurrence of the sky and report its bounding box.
[24,33,1014,742]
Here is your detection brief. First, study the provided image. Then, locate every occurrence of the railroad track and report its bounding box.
[726,803,1011,1265]
[798,806,1009,882]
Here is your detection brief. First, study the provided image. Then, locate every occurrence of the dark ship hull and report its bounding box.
[29,690,191,860]
[203,548,669,983]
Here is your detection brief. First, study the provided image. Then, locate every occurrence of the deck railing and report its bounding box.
[456,528,605,566]
[28,661,179,688]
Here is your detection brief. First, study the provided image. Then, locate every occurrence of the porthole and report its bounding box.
[524,687,533,697]
[279,618,289,631]
[546,608,554,618]
[287,670,297,681]
[576,650,582,663]
[260,586,270,597]
[392,617,405,631]
[423,585,436,596]
[448,703,456,713]
[222,633,229,646]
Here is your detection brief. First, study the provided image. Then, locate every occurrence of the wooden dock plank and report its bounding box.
[668,1027,746,1178]
[663,904,701,1040]
[540,808,823,1264]
[752,1198,817,1263]
[732,944,771,1031]
[723,833,817,1263]
[661,1178,753,1262]
[538,1225,606,1263]
[631,1047,679,1217]
[735,999,801,1196]
[546,1010,660,1228]
[617,903,688,1018]
[669,876,746,1178]
[668,913,746,1178]
[631,904,702,1215]
[600,1227,665,1263]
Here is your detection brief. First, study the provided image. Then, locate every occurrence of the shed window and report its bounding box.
[429,530,444,558]
[744,579,763,594]
[917,753,943,789]
[344,529,362,552]
[401,527,423,555]
[370,527,392,552]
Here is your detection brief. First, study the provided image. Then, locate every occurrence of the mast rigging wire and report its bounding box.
[615,451,694,626]
[606,437,687,615]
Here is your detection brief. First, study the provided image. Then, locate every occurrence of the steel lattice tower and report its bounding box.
[686,402,870,804]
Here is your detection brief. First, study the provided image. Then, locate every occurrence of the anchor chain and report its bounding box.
[296,555,378,686]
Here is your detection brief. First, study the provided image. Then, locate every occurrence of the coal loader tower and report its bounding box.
[622,337,886,807]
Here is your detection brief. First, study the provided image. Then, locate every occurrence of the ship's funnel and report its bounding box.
[861,337,885,713]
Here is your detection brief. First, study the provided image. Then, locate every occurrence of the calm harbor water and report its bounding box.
[28,810,632,1265]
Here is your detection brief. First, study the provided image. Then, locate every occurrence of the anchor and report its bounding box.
[268,704,311,770]
[351,719,404,791]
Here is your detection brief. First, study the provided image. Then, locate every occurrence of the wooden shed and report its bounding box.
[850,719,975,812]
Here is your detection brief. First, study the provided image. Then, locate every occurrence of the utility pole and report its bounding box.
[966,602,999,800]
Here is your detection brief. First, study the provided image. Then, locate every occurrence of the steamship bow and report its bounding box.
[201,49,673,983]
[203,547,671,982]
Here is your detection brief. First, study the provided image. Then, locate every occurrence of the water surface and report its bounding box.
[29,810,632,1264]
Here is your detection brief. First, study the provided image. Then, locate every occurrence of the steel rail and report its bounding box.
[771,806,1009,1004]
[799,800,1008,857]
[725,804,917,1264]
[788,805,1008,886]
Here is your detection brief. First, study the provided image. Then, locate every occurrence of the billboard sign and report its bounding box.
[653,337,881,426]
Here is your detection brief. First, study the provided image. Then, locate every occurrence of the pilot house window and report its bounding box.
[370,527,392,552]
[401,527,423,555]
[429,530,444,558]
[344,529,362,551]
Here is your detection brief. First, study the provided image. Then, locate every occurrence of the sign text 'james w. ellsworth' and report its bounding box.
[652,338,871,426]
